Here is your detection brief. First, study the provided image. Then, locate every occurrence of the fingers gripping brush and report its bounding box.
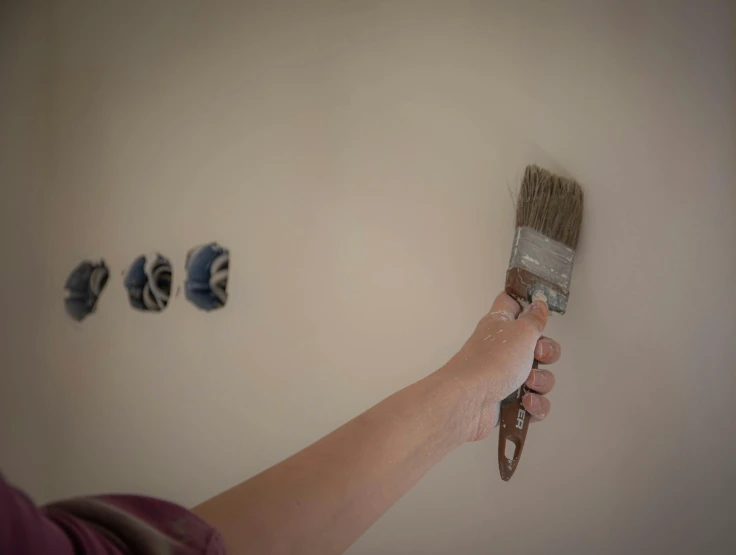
[498,165,584,481]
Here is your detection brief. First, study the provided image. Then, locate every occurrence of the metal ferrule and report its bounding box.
[508,226,575,313]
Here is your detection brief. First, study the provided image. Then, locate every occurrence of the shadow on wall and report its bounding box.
[63,242,229,321]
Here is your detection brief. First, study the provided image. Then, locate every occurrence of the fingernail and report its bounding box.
[538,340,551,359]
[529,300,547,315]
[524,393,538,409]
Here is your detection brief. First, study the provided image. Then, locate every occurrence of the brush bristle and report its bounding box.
[516,165,584,250]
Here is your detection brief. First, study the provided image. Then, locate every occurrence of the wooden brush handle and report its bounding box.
[498,359,537,481]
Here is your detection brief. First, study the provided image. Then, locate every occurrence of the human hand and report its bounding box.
[440,292,560,443]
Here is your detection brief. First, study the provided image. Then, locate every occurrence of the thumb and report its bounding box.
[518,299,548,335]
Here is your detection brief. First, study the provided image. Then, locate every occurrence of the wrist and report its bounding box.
[424,367,488,447]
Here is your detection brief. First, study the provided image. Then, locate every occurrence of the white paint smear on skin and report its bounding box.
[489,342,537,405]
[489,310,513,321]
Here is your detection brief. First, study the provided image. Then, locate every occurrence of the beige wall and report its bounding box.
[5,1,736,553]
[0,0,52,500]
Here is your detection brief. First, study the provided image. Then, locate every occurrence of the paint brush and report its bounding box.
[498,164,584,481]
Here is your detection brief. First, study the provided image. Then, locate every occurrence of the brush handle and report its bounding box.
[497,359,537,481]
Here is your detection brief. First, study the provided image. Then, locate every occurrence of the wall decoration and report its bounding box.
[123,253,173,312]
[64,260,109,321]
[185,243,229,311]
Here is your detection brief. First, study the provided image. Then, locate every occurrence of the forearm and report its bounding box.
[193,369,477,555]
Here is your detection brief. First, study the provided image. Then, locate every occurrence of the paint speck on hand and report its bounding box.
[490,310,512,322]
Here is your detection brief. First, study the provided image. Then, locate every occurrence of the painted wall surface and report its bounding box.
[5,1,736,553]
[0,0,52,500]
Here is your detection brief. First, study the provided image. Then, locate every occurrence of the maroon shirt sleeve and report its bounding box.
[1,473,225,554]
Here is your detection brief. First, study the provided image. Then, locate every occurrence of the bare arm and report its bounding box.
[193,293,559,554]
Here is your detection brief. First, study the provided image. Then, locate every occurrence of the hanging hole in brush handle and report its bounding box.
[498,359,537,481]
